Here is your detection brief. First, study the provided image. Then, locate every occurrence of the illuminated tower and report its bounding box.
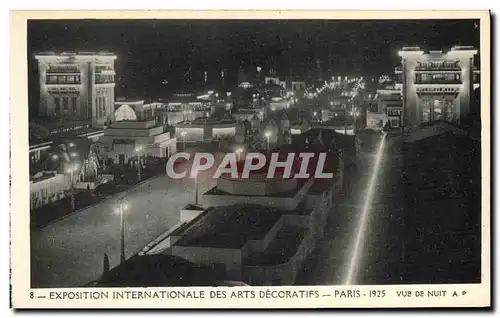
[35,51,117,128]
[396,45,480,126]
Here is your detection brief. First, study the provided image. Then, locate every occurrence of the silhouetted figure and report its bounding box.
[103,253,110,275]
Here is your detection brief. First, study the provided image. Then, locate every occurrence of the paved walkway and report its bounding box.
[31,160,217,288]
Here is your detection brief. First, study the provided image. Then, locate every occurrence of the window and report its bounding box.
[59,76,67,84]
[67,75,75,83]
[421,99,431,123]
[54,97,61,112]
[63,97,69,110]
[71,97,77,112]
[433,99,443,120]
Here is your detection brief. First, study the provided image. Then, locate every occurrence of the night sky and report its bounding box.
[27,19,480,113]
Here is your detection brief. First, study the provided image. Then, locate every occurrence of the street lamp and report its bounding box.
[235,148,243,161]
[181,131,187,150]
[66,164,79,211]
[264,132,271,153]
[135,146,143,181]
[193,169,199,206]
[115,197,129,264]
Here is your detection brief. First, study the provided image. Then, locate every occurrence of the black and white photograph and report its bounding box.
[10,10,490,308]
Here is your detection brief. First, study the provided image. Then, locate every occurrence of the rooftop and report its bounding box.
[175,204,298,249]
[35,51,117,58]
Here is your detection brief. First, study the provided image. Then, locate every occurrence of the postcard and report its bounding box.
[10,10,490,308]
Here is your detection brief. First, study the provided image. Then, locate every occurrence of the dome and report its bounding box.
[114,104,137,121]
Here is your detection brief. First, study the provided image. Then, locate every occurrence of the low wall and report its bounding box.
[202,178,313,211]
[241,214,310,259]
[140,221,186,256]
[217,177,297,196]
[180,208,205,223]
[242,224,315,286]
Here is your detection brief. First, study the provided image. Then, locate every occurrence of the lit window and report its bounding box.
[71,97,77,112]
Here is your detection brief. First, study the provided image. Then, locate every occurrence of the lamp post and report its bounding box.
[264,132,271,153]
[67,164,79,211]
[194,170,199,206]
[344,107,348,135]
[181,131,187,150]
[116,197,129,264]
[135,146,143,181]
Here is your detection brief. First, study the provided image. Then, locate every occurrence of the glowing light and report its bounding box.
[344,133,387,285]
[264,132,271,138]
[181,131,187,137]
[52,154,58,160]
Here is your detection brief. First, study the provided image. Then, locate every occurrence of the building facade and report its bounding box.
[99,105,177,166]
[396,46,480,126]
[34,52,117,128]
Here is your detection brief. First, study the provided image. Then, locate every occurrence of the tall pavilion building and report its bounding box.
[34,51,117,128]
[396,45,480,126]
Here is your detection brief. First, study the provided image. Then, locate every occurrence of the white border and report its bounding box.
[6,6,493,313]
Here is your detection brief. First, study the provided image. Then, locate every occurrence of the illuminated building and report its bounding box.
[99,104,177,166]
[174,112,237,143]
[138,130,344,285]
[30,171,68,209]
[164,93,213,125]
[34,51,117,128]
[396,45,480,125]
[367,88,403,129]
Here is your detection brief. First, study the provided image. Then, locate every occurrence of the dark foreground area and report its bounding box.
[398,131,481,284]
[297,128,481,285]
